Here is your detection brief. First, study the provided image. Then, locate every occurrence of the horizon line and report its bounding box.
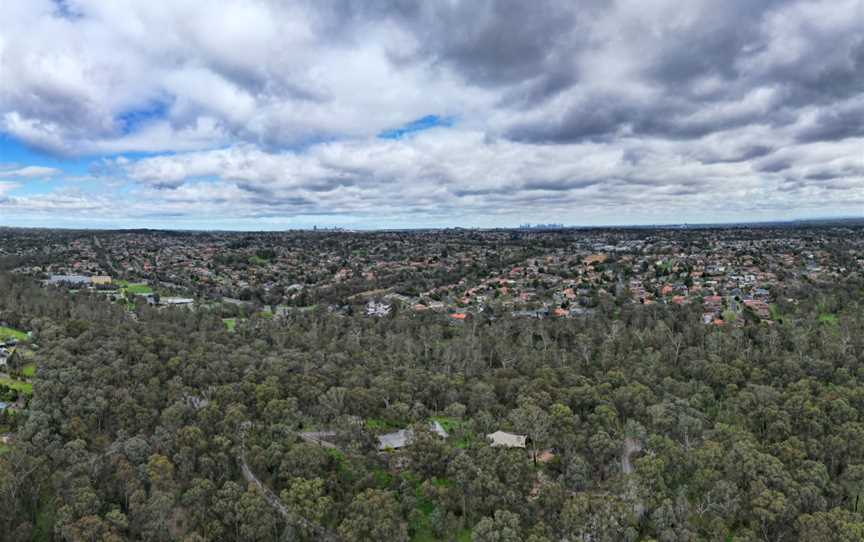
[2,216,864,234]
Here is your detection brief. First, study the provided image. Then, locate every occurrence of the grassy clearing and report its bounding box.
[0,326,27,341]
[431,416,462,434]
[223,318,237,332]
[125,283,153,295]
[409,476,469,542]
[372,468,394,488]
[0,378,33,394]
[22,363,36,377]
[366,418,402,431]
[818,313,838,325]
[0,444,9,454]
[326,448,345,463]
[249,255,269,265]
[431,416,475,448]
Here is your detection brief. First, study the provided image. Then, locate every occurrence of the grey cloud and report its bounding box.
[697,145,774,165]
[796,100,864,142]
[640,0,786,85]
[1,0,863,226]
[522,179,599,192]
[333,0,599,89]
[755,156,792,173]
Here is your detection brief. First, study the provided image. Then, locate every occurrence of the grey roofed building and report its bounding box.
[430,420,449,438]
[378,421,449,450]
[160,297,194,305]
[378,429,413,450]
[0,402,8,411]
[46,274,91,285]
[486,430,528,448]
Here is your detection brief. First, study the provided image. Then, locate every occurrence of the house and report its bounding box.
[743,299,771,319]
[90,275,113,285]
[486,430,527,448]
[378,421,449,450]
[430,420,449,438]
[365,300,392,317]
[46,274,91,286]
[160,297,195,306]
[378,429,413,450]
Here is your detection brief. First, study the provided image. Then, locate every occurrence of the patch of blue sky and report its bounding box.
[0,135,90,176]
[378,115,454,139]
[51,0,83,19]
[115,99,172,136]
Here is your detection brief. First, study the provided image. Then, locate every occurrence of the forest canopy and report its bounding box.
[2,271,864,541]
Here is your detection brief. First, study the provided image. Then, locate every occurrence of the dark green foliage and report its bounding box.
[3,272,864,540]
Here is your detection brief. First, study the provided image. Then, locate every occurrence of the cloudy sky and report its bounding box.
[0,0,862,229]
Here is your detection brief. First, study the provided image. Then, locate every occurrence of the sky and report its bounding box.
[0,0,862,230]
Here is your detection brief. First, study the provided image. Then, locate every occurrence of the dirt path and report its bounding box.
[237,423,341,541]
[298,431,339,449]
[621,437,643,475]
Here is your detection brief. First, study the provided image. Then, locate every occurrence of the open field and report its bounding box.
[0,326,27,341]
[0,378,33,394]
[818,313,839,325]
[125,283,153,295]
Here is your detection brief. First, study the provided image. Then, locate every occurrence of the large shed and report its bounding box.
[486,430,527,448]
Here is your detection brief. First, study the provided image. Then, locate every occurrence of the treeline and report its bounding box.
[2,273,864,540]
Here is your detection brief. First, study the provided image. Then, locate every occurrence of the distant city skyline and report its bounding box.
[1,0,863,228]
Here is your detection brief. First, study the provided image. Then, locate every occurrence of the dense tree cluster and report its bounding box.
[2,272,864,540]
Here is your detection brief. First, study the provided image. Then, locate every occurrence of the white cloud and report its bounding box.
[0,182,20,195]
[0,165,61,177]
[0,0,862,226]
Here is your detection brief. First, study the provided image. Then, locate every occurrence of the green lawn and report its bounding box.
[409,477,469,542]
[249,255,269,265]
[223,318,238,331]
[366,418,402,431]
[125,283,153,295]
[769,304,782,320]
[0,377,33,394]
[372,468,394,488]
[0,326,27,341]
[431,416,475,448]
[818,313,838,325]
[0,444,9,455]
[22,363,36,377]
